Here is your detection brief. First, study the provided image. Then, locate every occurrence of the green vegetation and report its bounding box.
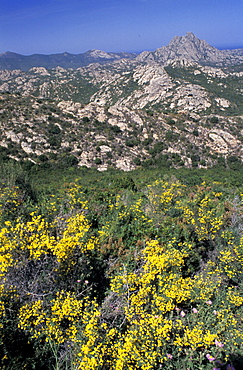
[0,159,242,369]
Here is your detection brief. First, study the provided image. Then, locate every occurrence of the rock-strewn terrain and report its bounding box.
[0,33,243,170]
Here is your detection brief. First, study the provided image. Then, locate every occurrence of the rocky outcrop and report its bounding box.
[170,84,211,112]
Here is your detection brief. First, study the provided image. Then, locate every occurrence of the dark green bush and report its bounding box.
[94,158,102,165]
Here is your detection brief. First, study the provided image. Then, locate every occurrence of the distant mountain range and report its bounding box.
[1,32,243,71]
[0,50,137,71]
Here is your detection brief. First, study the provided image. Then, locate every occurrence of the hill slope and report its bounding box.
[0,33,243,170]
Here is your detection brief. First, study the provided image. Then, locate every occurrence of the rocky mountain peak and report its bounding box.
[185,31,197,39]
[161,33,225,63]
[168,31,198,45]
[137,32,243,66]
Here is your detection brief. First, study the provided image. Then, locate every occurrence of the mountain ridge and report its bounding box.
[0,50,137,71]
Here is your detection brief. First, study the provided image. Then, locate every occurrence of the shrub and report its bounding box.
[192,129,199,136]
[125,139,139,147]
[133,157,141,166]
[48,123,61,135]
[210,116,219,123]
[94,158,102,165]
[142,137,153,146]
[165,130,179,142]
[82,117,90,124]
[110,125,121,133]
[166,117,175,125]
[48,136,61,149]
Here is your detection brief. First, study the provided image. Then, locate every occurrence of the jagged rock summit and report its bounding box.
[137,32,243,66]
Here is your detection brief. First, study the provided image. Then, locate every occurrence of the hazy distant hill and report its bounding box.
[0,50,137,71]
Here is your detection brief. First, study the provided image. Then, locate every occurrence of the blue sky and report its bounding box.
[1,0,243,55]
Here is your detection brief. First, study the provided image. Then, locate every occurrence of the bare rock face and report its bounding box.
[21,141,34,154]
[78,152,92,168]
[0,83,9,92]
[171,84,211,112]
[166,59,198,68]
[29,67,50,76]
[201,66,227,78]
[115,158,136,171]
[215,98,230,109]
[57,101,82,114]
[0,33,242,115]
[6,131,22,144]
[163,32,226,64]
[0,69,22,80]
[99,145,112,154]
[207,129,240,154]
[128,64,174,109]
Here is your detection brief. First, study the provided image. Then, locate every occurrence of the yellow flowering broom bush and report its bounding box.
[74,236,243,370]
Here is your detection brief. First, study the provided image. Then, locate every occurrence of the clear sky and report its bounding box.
[1,0,243,55]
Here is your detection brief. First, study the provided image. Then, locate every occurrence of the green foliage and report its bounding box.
[210,116,219,123]
[192,129,199,136]
[39,154,49,163]
[82,116,90,124]
[109,125,121,133]
[125,138,140,147]
[166,117,176,125]
[146,109,154,116]
[142,137,153,146]
[165,65,243,115]
[0,170,243,369]
[165,130,179,142]
[94,157,102,165]
[148,141,166,157]
[133,157,141,166]
[58,154,79,168]
[227,156,243,171]
[191,154,200,168]
[48,135,62,149]
[112,176,137,191]
[48,123,61,135]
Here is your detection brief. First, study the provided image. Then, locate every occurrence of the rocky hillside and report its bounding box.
[0,33,243,171]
